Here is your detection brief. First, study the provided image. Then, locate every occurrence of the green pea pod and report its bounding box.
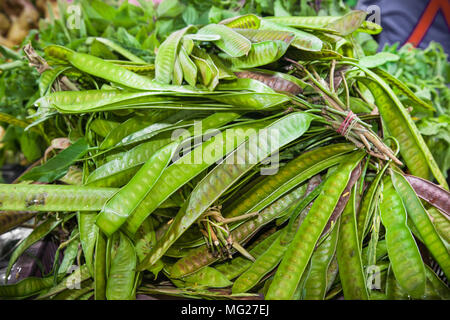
[264,11,366,36]
[99,110,176,150]
[293,262,312,300]
[336,186,369,300]
[265,151,365,300]
[39,66,70,96]
[51,280,93,300]
[116,111,207,148]
[170,185,307,278]
[282,177,324,236]
[184,34,221,42]
[6,213,75,282]
[287,49,343,61]
[178,46,197,87]
[424,265,450,300]
[325,256,339,295]
[264,16,336,33]
[356,164,387,243]
[44,44,73,62]
[155,26,194,84]
[356,65,447,189]
[191,51,214,86]
[220,40,290,70]
[373,68,434,111]
[78,291,94,300]
[134,218,157,264]
[215,230,281,280]
[106,232,137,300]
[224,143,355,219]
[0,184,117,211]
[94,230,107,300]
[427,207,450,244]
[348,97,373,113]
[0,276,55,299]
[390,170,450,279]
[386,264,448,300]
[197,24,251,58]
[87,137,172,187]
[193,47,220,90]
[123,122,268,236]
[36,265,91,300]
[138,113,315,270]
[112,63,154,75]
[233,28,296,45]
[86,112,241,187]
[46,46,162,91]
[364,206,383,288]
[77,212,98,276]
[216,78,276,94]
[260,19,323,52]
[220,14,261,29]
[36,90,206,113]
[361,239,388,264]
[232,231,287,294]
[208,92,290,109]
[379,175,426,299]
[385,264,411,300]
[325,10,367,36]
[210,53,236,80]
[91,37,146,64]
[96,142,178,237]
[174,266,232,289]
[302,218,340,300]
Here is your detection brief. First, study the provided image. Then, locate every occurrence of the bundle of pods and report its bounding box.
[0,11,449,300]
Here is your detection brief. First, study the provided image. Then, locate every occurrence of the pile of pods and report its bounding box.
[0,11,449,300]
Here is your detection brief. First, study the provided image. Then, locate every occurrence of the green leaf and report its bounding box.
[359,52,400,69]
[20,138,89,183]
[182,4,198,25]
[156,0,184,18]
[274,0,291,17]
[19,130,42,162]
[91,0,117,21]
[208,6,223,24]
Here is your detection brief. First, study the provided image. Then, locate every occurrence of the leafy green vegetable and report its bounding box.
[359,52,399,69]
[380,42,450,177]
[20,138,89,182]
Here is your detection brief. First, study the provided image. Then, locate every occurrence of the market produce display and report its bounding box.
[0,0,449,300]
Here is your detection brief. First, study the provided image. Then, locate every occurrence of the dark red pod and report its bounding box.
[404,174,450,217]
[235,71,303,95]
